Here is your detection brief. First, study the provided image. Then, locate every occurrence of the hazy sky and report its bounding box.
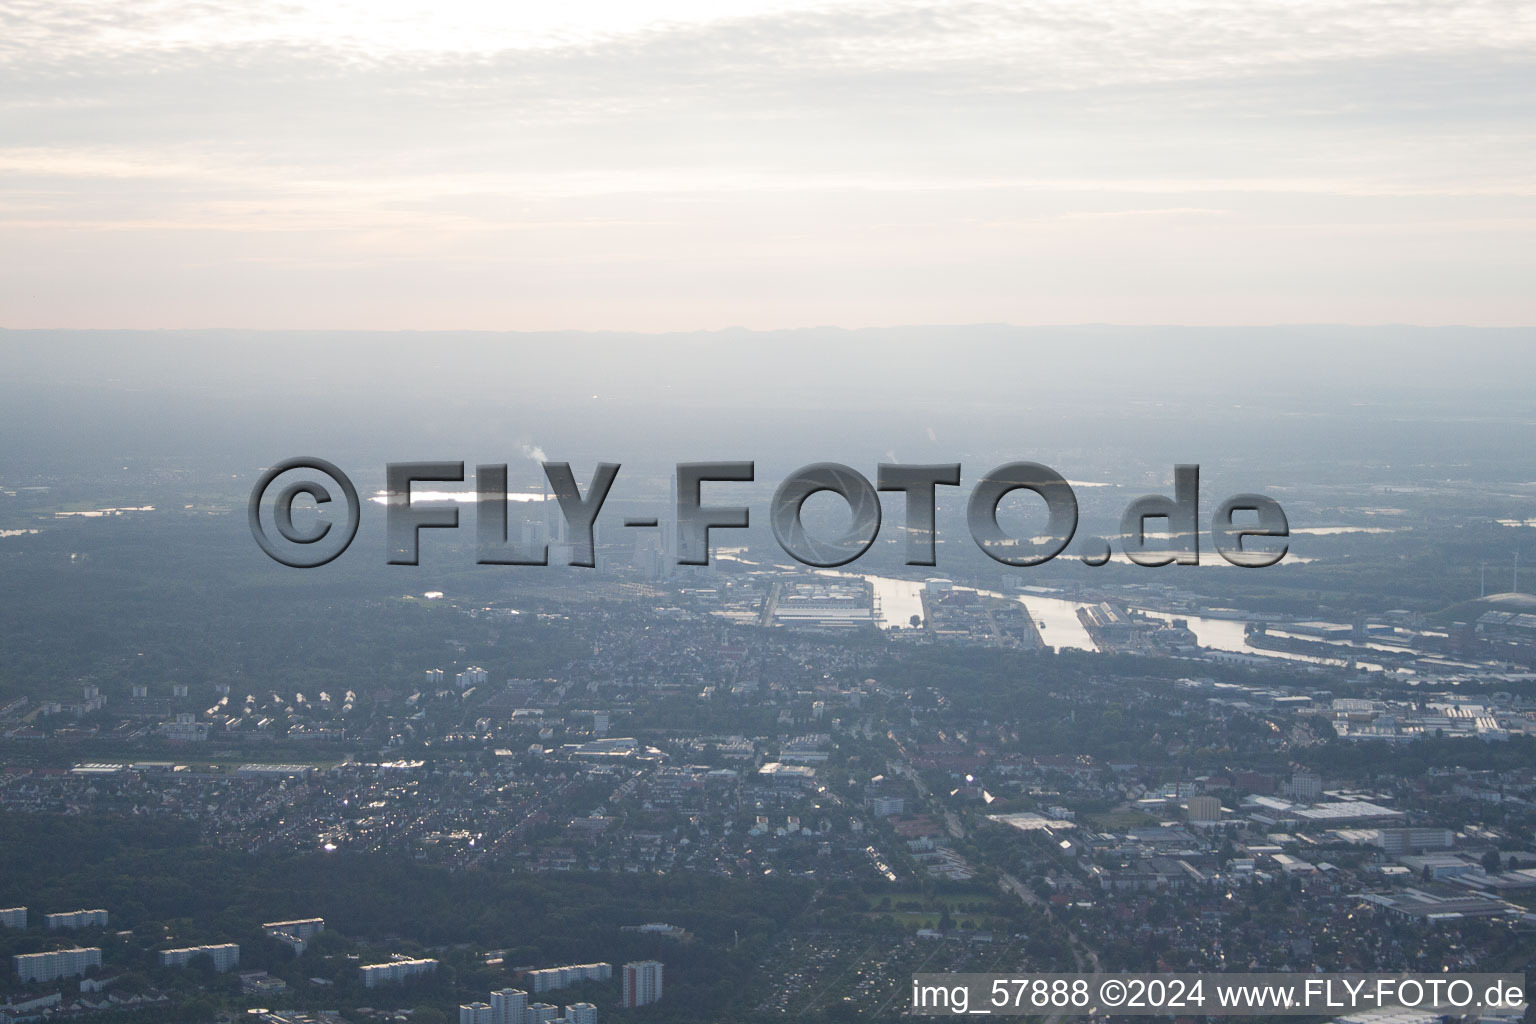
[2,0,1533,330]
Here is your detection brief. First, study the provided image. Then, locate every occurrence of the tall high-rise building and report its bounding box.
[490,987,527,1024]
[565,1002,598,1024]
[621,961,663,1008]
[525,1002,559,1024]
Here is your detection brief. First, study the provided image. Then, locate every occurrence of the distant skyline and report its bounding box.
[2,0,1534,330]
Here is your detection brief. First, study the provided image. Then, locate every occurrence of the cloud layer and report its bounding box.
[2,0,1533,328]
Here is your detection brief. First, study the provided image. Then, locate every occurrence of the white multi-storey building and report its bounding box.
[1378,828,1455,855]
[490,986,527,1024]
[459,1002,493,1024]
[15,947,102,982]
[44,909,108,930]
[564,1002,598,1024]
[621,961,663,1008]
[1187,795,1223,822]
[1287,771,1323,802]
[261,916,324,955]
[359,957,438,987]
[525,1002,559,1024]
[260,917,325,941]
[0,907,26,928]
[527,962,612,993]
[159,943,240,971]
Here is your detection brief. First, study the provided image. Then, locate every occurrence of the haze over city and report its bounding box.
[3,3,1536,1024]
